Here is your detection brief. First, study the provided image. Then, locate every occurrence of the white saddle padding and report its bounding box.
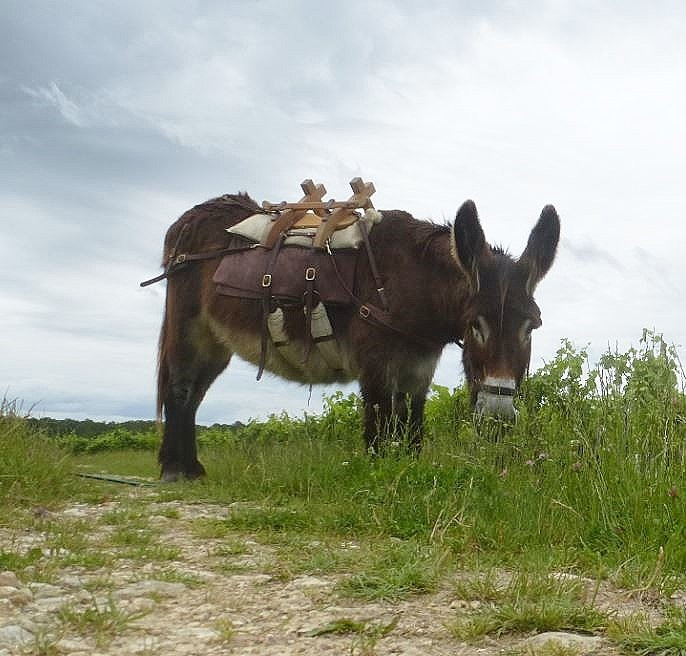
[309,302,345,371]
[227,208,383,249]
[266,304,345,374]
[267,307,303,370]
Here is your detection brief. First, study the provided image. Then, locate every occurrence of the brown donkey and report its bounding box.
[150,193,560,480]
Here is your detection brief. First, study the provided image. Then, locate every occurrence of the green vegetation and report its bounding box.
[57,595,148,648]
[608,607,686,655]
[450,570,609,641]
[0,397,80,511]
[2,329,686,652]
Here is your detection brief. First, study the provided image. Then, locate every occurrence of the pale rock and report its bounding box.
[0,624,34,647]
[28,582,64,599]
[0,573,20,589]
[58,575,84,589]
[32,596,70,612]
[525,631,602,654]
[116,580,187,600]
[287,576,331,589]
[55,637,88,652]
[0,586,32,605]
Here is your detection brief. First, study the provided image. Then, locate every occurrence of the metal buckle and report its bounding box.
[174,253,187,264]
[305,267,316,281]
[262,274,272,287]
[359,305,370,318]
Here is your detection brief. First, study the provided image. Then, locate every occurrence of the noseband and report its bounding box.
[478,383,516,397]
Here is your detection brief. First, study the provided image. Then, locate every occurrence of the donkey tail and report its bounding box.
[156,304,169,424]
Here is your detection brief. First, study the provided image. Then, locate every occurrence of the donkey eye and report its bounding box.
[519,319,534,344]
[471,316,489,345]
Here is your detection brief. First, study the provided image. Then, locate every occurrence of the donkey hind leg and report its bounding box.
[158,344,231,482]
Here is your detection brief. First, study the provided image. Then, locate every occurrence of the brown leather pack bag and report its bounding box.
[212,245,357,306]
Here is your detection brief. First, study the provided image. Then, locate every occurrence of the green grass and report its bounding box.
[57,595,148,647]
[336,540,449,601]
[3,331,686,653]
[0,397,81,512]
[607,607,686,655]
[450,569,609,642]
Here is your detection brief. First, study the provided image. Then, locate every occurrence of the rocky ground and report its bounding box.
[0,492,653,655]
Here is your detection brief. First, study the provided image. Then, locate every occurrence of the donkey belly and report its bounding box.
[204,311,358,385]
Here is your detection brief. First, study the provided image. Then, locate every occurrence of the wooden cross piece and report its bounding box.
[261,179,327,249]
[312,177,375,248]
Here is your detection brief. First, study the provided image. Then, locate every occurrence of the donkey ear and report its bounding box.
[452,199,486,291]
[519,204,560,294]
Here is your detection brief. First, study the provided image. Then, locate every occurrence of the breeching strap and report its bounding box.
[140,243,255,287]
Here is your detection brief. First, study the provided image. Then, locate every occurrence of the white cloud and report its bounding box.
[22,81,86,126]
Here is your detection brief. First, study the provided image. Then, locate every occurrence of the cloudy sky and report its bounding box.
[2,1,685,424]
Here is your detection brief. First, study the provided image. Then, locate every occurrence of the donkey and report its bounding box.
[151,193,560,480]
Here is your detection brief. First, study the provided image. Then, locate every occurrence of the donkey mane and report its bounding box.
[490,244,510,256]
[401,216,451,260]
[201,192,261,213]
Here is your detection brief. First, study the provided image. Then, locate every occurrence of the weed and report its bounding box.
[607,606,686,655]
[213,617,235,642]
[145,567,204,587]
[190,518,234,539]
[451,570,609,642]
[57,594,148,647]
[337,540,448,601]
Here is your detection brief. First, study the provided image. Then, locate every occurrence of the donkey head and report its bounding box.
[452,200,560,420]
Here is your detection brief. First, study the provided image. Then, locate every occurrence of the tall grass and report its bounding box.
[0,397,79,512]
[175,330,686,583]
[4,330,686,586]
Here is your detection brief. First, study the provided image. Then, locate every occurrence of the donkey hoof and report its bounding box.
[160,462,206,482]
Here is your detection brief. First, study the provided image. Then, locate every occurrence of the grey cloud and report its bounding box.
[562,239,625,271]
[3,1,686,424]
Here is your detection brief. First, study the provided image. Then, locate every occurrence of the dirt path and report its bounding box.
[0,493,636,655]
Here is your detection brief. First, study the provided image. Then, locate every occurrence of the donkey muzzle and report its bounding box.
[475,377,517,421]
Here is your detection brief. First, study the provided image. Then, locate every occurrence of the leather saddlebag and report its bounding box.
[212,246,357,305]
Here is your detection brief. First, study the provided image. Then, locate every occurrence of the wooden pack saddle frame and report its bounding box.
[260,177,377,249]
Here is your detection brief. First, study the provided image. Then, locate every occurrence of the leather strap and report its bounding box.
[140,243,255,287]
[257,237,285,380]
[357,218,388,311]
[325,247,440,350]
[302,264,317,364]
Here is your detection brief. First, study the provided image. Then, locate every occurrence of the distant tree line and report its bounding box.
[27,417,244,438]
